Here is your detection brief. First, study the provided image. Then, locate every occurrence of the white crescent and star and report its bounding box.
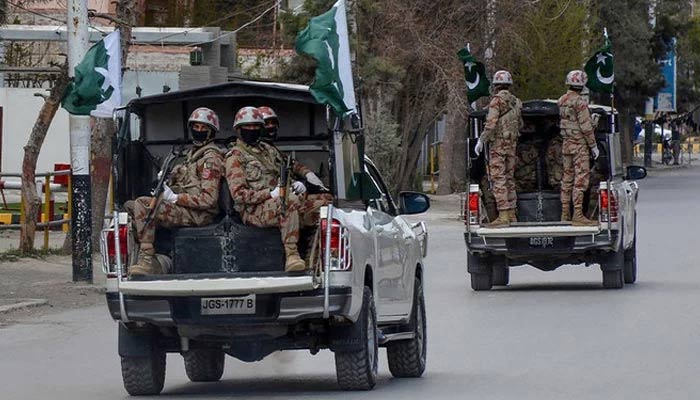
[466,74,480,90]
[464,61,480,90]
[595,52,614,85]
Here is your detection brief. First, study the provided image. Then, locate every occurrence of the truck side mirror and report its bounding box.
[626,165,647,180]
[399,192,431,215]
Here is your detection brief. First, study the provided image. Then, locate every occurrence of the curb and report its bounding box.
[0,298,48,314]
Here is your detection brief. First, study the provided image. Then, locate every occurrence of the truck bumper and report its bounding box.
[106,287,355,326]
[464,231,620,256]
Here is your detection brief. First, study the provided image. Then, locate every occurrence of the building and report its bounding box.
[0,2,238,174]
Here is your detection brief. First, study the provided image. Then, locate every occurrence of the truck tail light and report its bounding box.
[465,189,480,226]
[599,189,618,223]
[321,218,351,271]
[105,225,129,277]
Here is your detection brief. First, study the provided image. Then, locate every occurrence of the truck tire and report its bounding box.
[121,350,166,396]
[387,278,427,378]
[492,266,509,286]
[470,273,493,291]
[183,349,225,382]
[602,270,624,289]
[624,219,637,284]
[335,287,378,390]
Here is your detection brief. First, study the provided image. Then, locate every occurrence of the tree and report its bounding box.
[19,63,70,253]
[499,0,589,100]
[592,0,665,163]
[84,1,138,253]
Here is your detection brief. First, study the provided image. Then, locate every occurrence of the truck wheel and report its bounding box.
[492,266,509,286]
[335,286,378,390]
[121,350,166,396]
[183,349,225,382]
[387,278,427,378]
[470,273,493,291]
[602,270,624,289]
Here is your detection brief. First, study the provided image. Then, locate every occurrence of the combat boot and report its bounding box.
[128,244,161,277]
[487,211,510,228]
[508,209,518,223]
[571,208,597,226]
[561,204,571,222]
[284,246,306,272]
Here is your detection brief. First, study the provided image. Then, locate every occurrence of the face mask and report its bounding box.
[239,127,262,145]
[263,126,278,142]
[190,127,211,145]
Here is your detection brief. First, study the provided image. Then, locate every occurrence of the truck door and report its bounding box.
[365,163,410,318]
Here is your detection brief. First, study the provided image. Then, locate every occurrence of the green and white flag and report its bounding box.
[457,47,490,103]
[62,30,122,118]
[584,35,614,94]
[295,0,356,117]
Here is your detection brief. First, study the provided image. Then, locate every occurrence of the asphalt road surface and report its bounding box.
[2,167,699,400]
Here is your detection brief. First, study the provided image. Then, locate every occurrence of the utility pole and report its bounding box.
[68,0,93,282]
[645,0,657,168]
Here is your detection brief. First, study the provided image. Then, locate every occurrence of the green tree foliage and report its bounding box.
[677,17,700,111]
[593,0,664,111]
[500,0,589,100]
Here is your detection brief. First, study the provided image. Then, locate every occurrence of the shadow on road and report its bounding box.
[162,374,403,398]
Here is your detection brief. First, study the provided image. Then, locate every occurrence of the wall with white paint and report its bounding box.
[0,70,179,177]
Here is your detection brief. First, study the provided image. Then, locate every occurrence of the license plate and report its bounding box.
[529,236,554,248]
[200,295,256,315]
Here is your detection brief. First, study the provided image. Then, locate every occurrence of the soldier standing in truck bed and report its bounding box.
[558,70,600,225]
[474,70,523,227]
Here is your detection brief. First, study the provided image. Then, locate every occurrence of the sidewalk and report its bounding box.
[0,254,105,327]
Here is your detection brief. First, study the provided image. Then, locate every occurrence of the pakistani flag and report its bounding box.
[295,0,357,117]
[584,38,614,94]
[62,30,122,118]
[457,47,490,103]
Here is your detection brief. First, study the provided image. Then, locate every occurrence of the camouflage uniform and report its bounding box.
[515,142,538,192]
[125,143,224,246]
[558,89,596,213]
[225,141,332,252]
[546,136,563,189]
[479,89,523,212]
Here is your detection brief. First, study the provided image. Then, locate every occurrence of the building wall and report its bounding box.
[0,88,70,174]
[0,70,178,176]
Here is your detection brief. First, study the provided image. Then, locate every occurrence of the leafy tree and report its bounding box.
[499,0,589,100]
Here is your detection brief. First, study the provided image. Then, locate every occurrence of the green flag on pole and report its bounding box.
[584,35,614,94]
[457,47,490,103]
[295,0,356,117]
[62,30,122,117]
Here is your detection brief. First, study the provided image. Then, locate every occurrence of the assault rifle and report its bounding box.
[279,155,293,215]
[144,149,182,225]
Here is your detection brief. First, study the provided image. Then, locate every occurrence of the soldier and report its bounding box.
[126,107,224,276]
[474,70,523,227]
[257,106,280,143]
[558,70,600,225]
[546,135,564,189]
[225,106,332,272]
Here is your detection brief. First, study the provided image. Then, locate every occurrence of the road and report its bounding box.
[2,167,699,399]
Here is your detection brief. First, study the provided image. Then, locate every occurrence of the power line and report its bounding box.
[151,0,278,44]
[188,0,281,47]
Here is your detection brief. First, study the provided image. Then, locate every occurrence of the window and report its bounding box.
[365,163,397,215]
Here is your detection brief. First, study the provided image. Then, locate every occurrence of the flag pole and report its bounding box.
[67,0,93,282]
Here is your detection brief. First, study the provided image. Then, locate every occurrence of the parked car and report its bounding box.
[101,81,430,395]
[463,100,646,290]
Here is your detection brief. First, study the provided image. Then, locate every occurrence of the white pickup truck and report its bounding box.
[102,81,430,395]
[464,100,647,290]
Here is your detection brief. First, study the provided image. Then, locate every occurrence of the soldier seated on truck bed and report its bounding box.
[225,106,333,273]
[125,107,224,276]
